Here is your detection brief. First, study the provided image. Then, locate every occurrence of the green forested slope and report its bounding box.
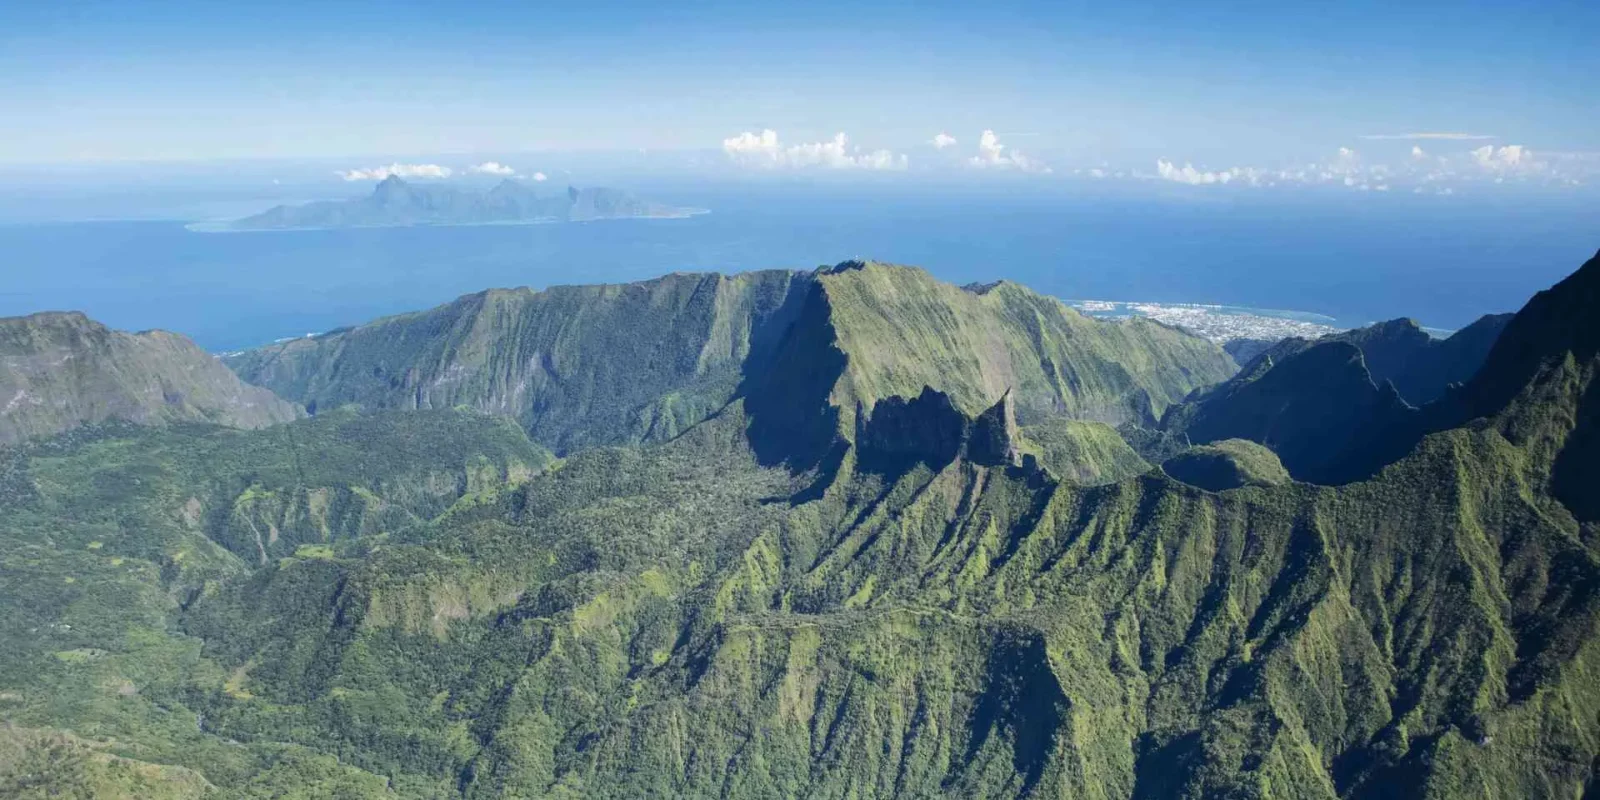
[228,262,1236,456]
[227,269,813,454]
[0,408,552,797]
[1017,417,1152,484]
[0,312,302,445]
[1160,341,1417,484]
[1160,438,1288,491]
[815,262,1236,426]
[2,253,1597,798]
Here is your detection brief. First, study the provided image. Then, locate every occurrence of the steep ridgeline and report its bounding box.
[1160,341,1417,484]
[0,311,301,445]
[1333,314,1512,405]
[227,270,816,455]
[1161,312,1515,484]
[3,251,1595,797]
[230,261,1237,458]
[214,176,698,231]
[739,260,1235,483]
[1237,313,1513,407]
[1449,249,1600,523]
[817,262,1235,426]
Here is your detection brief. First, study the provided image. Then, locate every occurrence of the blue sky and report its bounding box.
[2,0,1597,190]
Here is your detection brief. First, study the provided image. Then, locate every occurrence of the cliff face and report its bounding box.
[814,261,1237,428]
[230,261,1237,457]
[227,270,816,454]
[8,254,1596,798]
[0,311,301,445]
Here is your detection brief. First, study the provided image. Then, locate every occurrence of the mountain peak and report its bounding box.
[1,311,302,444]
[10,310,95,327]
[371,174,414,202]
[1462,249,1600,419]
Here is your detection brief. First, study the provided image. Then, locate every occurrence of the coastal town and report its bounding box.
[1070,299,1343,344]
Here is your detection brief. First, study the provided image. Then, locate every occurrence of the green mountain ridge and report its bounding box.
[0,311,303,446]
[1160,340,1417,484]
[229,261,1238,457]
[2,251,1599,798]
[1160,438,1289,491]
[1238,313,1514,408]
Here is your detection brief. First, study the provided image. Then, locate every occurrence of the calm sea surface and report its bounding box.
[1,184,1594,351]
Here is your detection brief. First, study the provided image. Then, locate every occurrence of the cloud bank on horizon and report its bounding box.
[711,127,1588,192]
[336,161,551,183]
[721,130,908,170]
[1145,142,1587,194]
[467,161,517,176]
[966,130,1051,173]
[719,128,1055,174]
[336,163,454,181]
[325,134,1592,197]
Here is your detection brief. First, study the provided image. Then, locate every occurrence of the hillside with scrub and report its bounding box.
[2,253,1598,798]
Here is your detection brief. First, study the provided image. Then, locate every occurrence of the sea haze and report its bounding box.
[0,181,1594,352]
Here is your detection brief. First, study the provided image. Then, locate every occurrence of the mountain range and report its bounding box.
[206,176,700,231]
[0,311,301,445]
[2,251,1598,798]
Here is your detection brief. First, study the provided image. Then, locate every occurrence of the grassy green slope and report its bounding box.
[127,363,1598,798]
[819,261,1236,427]
[226,270,813,454]
[0,408,552,797]
[1017,417,1152,484]
[1161,438,1290,491]
[1,312,302,445]
[228,262,1236,459]
[3,254,1596,798]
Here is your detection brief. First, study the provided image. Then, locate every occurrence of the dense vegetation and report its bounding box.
[229,261,1236,457]
[1160,438,1289,491]
[2,252,1598,798]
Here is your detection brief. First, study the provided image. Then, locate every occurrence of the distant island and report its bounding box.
[193,175,704,232]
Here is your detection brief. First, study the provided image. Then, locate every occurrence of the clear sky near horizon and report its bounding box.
[3,0,1597,177]
[2,0,1596,348]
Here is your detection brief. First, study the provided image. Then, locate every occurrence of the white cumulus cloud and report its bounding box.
[531,171,548,182]
[1145,141,1590,193]
[1154,159,1269,186]
[723,129,781,159]
[1471,144,1532,171]
[967,130,1050,173]
[931,132,957,149]
[468,161,517,176]
[721,129,908,170]
[336,163,453,181]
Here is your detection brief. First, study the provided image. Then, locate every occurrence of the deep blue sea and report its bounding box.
[2,183,1595,352]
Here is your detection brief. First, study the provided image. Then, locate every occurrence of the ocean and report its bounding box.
[1,182,1594,352]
